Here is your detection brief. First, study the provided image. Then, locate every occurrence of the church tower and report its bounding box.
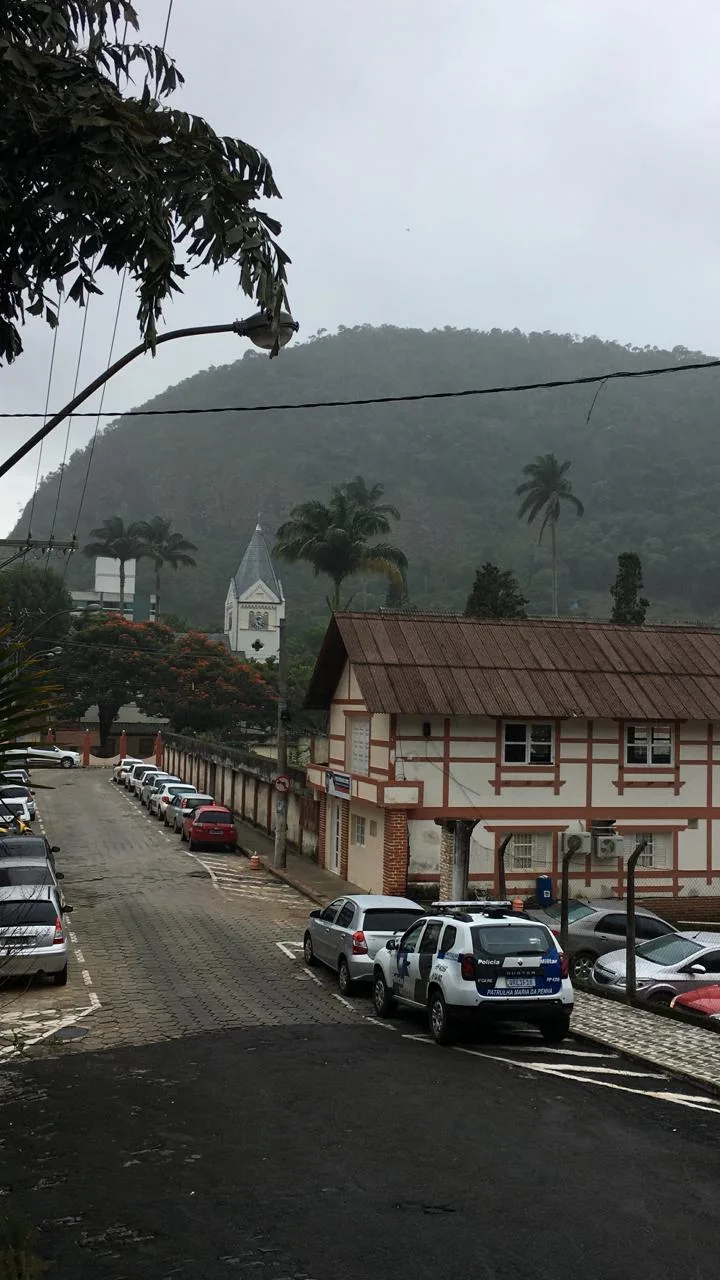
[224,522,285,662]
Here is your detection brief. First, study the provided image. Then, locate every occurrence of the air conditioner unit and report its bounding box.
[594,834,625,860]
[561,831,592,856]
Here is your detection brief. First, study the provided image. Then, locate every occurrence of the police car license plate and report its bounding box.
[507,977,535,990]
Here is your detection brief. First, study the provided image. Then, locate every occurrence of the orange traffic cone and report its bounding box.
[512,895,524,913]
[249,851,260,870]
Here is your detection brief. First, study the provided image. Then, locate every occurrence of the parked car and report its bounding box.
[0,885,70,985]
[372,900,573,1044]
[0,857,65,907]
[112,756,143,784]
[592,931,720,1004]
[0,796,32,826]
[151,782,197,820]
[141,773,180,807]
[128,764,161,794]
[5,746,81,770]
[0,769,31,788]
[303,895,424,995]
[528,898,676,982]
[166,792,214,831]
[0,834,61,873]
[0,785,36,821]
[182,805,237,851]
[671,984,720,1021]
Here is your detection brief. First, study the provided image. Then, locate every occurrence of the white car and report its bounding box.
[6,746,81,770]
[112,756,143,784]
[151,783,198,820]
[372,900,574,1045]
[0,785,36,820]
[0,796,33,826]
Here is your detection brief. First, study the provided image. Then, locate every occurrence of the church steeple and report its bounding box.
[232,521,282,603]
[224,520,285,662]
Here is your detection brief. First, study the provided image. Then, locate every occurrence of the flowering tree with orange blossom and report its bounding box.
[140,630,275,737]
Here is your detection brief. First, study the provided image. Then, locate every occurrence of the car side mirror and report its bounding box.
[63,904,74,913]
[51,845,60,853]
[690,964,707,974]
[386,938,397,952]
[56,872,65,880]
[309,909,321,919]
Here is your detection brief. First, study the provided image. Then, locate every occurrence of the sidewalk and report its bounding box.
[234,818,364,905]
[573,990,720,1093]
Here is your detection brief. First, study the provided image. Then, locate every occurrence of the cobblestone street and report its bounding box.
[0,771,352,1055]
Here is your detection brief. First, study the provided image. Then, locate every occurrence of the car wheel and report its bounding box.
[570,952,596,983]
[647,989,674,1007]
[61,758,73,769]
[188,838,195,851]
[303,932,318,967]
[539,1014,571,1044]
[53,965,68,987]
[373,970,394,1018]
[338,957,354,996]
[428,989,453,1045]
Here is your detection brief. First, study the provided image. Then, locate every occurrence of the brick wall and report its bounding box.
[640,896,720,926]
[383,809,409,896]
[340,801,350,881]
[317,792,327,869]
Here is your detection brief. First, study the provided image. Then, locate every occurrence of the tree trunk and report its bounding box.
[551,519,558,616]
[119,560,126,616]
[330,578,343,612]
[155,566,161,620]
[98,700,120,752]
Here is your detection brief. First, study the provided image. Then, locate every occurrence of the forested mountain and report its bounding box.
[12,325,720,626]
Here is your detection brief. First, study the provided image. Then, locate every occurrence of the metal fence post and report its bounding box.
[497,833,513,899]
[625,839,648,1004]
[560,835,585,954]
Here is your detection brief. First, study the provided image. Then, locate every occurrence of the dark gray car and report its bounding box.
[528,898,675,981]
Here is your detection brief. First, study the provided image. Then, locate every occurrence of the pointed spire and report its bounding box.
[233,521,283,601]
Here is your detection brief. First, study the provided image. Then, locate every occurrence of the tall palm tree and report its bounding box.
[274,477,408,611]
[516,454,584,616]
[135,517,198,618]
[83,517,146,614]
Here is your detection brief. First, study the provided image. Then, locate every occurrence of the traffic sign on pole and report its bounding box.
[275,774,290,794]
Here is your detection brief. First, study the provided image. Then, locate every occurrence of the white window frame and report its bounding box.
[629,831,669,869]
[503,722,554,766]
[349,716,370,775]
[352,814,366,847]
[510,832,551,872]
[625,724,673,767]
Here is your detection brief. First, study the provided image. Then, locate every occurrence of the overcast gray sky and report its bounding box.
[3,0,719,534]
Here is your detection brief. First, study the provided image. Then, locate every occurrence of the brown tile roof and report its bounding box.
[305,612,720,720]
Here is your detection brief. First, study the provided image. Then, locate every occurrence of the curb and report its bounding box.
[236,842,327,907]
[569,1022,720,1098]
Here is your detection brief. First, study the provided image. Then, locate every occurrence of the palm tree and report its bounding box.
[274,477,408,611]
[516,454,584,616]
[135,517,198,618]
[83,517,147,614]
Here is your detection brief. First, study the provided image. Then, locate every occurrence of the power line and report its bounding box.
[3,354,720,421]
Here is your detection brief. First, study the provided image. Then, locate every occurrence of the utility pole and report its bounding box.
[273,617,289,870]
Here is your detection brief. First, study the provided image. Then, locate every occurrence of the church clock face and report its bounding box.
[249,610,269,631]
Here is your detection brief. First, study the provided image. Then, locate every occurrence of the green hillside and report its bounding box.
[12,325,720,626]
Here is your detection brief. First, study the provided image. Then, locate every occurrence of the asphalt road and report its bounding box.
[0,772,718,1279]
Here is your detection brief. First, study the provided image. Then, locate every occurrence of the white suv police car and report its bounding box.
[372,900,573,1045]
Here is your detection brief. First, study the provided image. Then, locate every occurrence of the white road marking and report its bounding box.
[333,993,356,1012]
[81,970,92,987]
[365,1016,397,1031]
[74,950,85,964]
[275,942,299,959]
[68,932,78,945]
[303,966,322,986]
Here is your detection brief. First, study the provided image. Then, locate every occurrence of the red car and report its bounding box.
[671,984,720,1021]
[181,805,238,852]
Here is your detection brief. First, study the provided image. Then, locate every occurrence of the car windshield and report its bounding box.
[543,901,596,924]
[636,935,704,965]
[472,923,555,958]
[167,785,194,795]
[0,867,52,886]
[0,838,48,859]
[0,901,56,926]
[362,908,423,932]
[0,787,28,799]
[195,811,233,825]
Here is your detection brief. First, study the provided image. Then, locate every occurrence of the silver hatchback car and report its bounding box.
[592,930,720,1005]
[0,885,70,985]
[304,895,424,996]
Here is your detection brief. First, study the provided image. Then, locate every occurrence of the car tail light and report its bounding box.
[53,916,64,945]
[559,951,569,979]
[460,953,476,981]
[351,930,368,955]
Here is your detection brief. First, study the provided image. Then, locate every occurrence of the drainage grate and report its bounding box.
[54,1025,90,1042]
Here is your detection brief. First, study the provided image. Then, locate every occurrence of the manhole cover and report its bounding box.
[54,1025,90,1042]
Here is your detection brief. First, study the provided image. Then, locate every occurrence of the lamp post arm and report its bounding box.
[0,321,245,483]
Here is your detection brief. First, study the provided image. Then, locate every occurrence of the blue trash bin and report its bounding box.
[535,874,554,907]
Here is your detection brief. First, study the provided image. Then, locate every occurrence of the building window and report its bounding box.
[629,832,670,869]
[350,716,370,775]
[503,722,553,765]
[625,724,672,766]
[226,613,232,631]
[510,832,551,871]
[352,815,366,846]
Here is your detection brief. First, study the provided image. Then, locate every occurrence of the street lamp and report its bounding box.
[0,310,299,481]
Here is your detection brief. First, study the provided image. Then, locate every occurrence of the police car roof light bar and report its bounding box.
[431,900,514,914]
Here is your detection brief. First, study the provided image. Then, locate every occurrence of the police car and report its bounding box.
[372,900,573,1045]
